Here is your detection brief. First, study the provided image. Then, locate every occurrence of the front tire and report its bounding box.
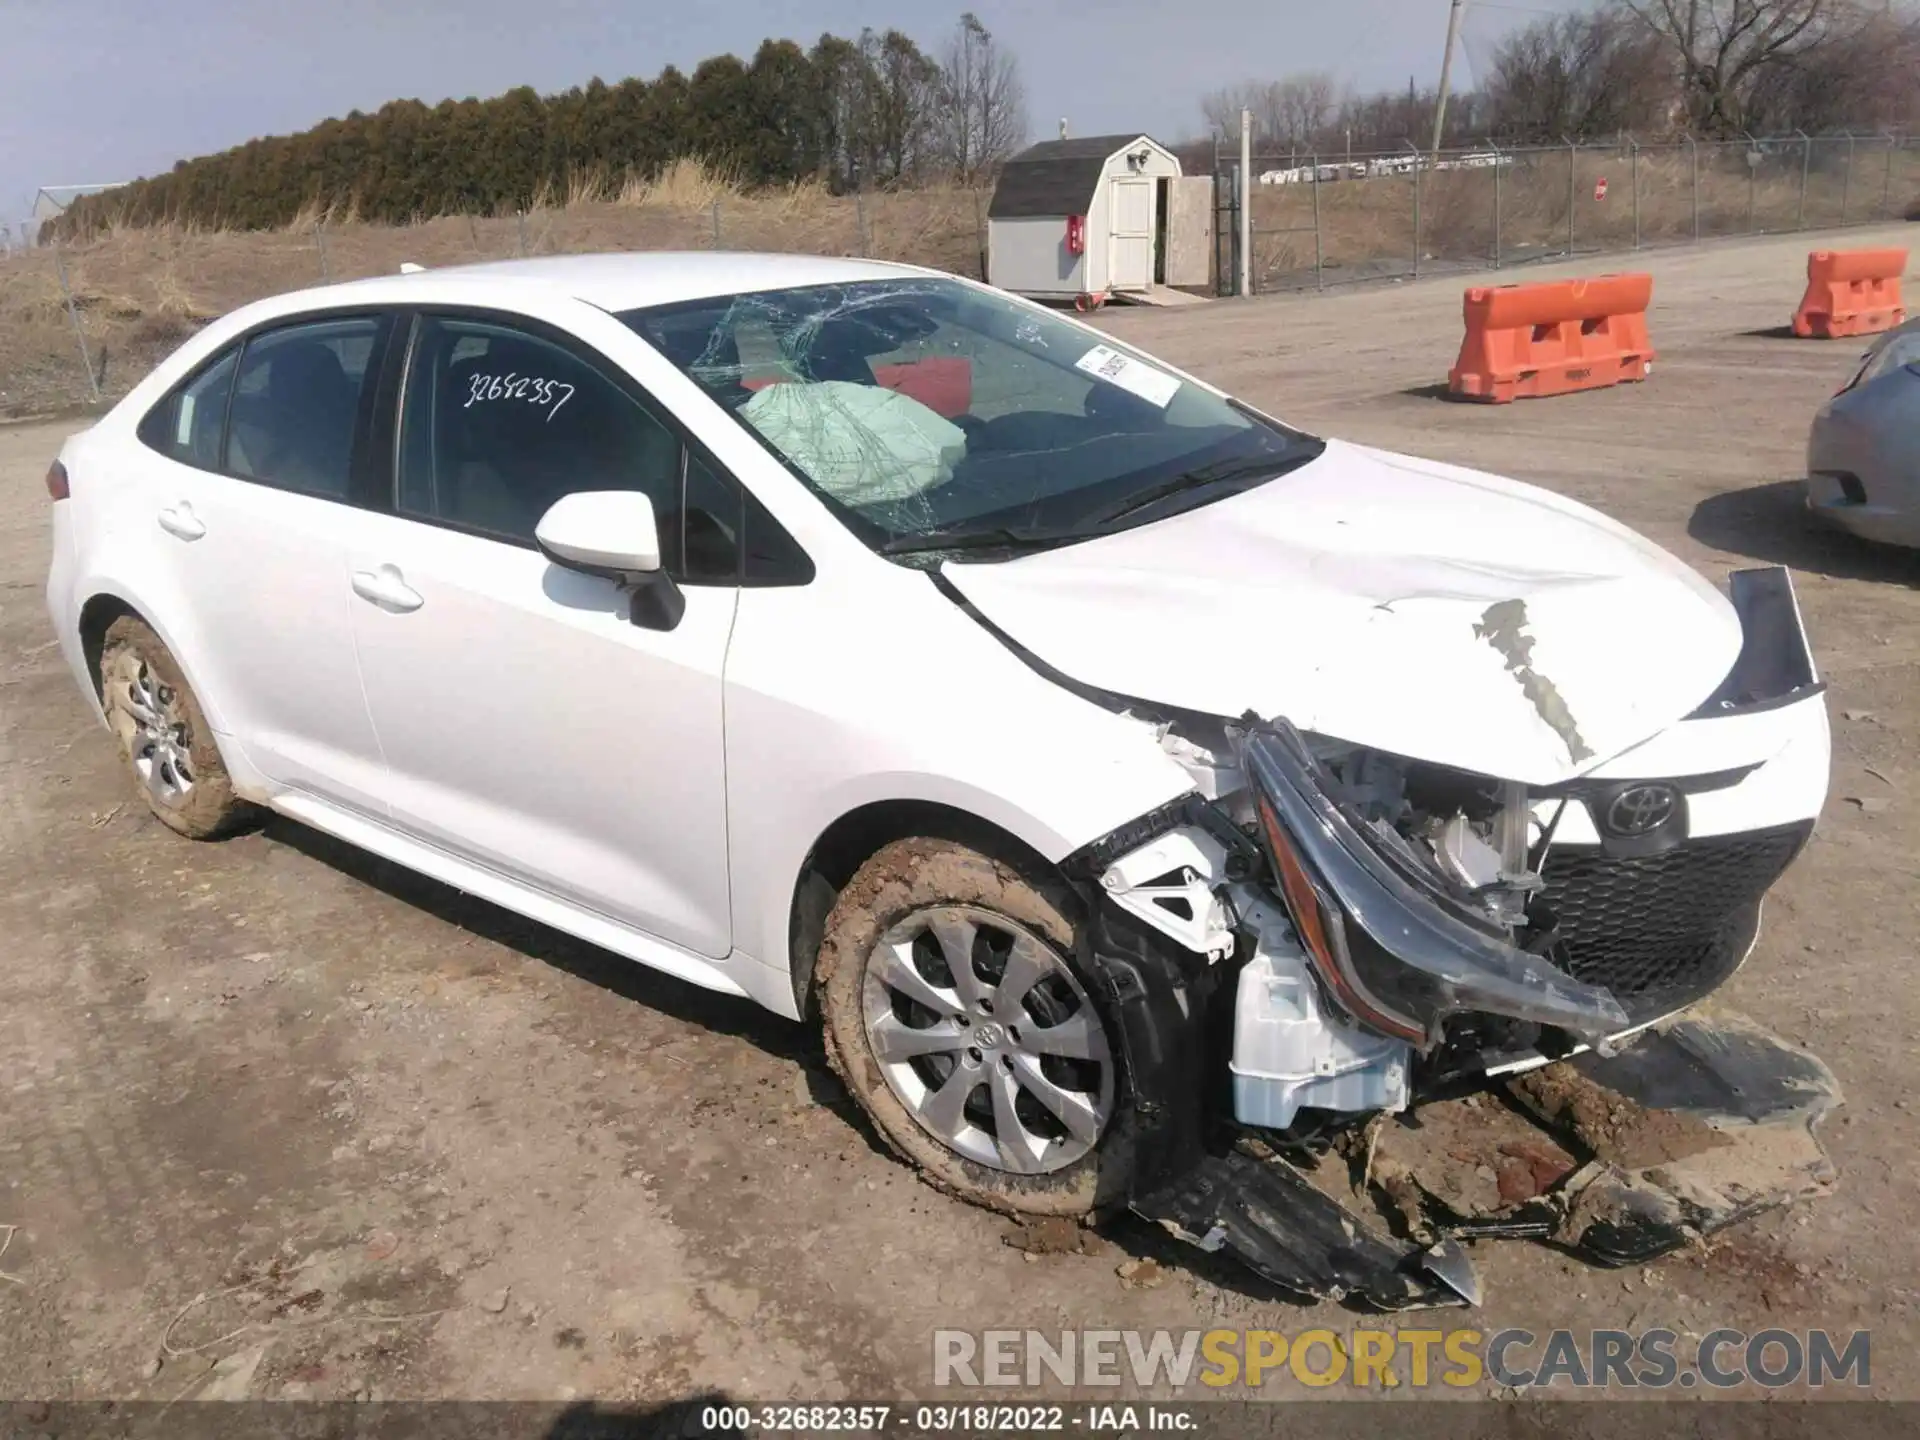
[817,838,1135,1217]
[98,616,253,839]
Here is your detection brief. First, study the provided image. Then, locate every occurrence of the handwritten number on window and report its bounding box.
[462,371,576,422]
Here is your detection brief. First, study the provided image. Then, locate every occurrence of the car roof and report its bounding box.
[257,251,940,319]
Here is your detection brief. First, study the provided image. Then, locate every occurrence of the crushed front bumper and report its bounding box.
[1070,564,1836,1306]
[1127,1005,1839,1308]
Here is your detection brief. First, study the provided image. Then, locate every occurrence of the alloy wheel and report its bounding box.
[861,904,1115,1174]
[115,659,196,806]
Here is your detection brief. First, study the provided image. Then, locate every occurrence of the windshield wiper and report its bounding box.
[1081,453,1313,530]
[877,525,1089,557]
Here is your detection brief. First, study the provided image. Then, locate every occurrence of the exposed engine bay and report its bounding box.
[1071,709,1839,1310]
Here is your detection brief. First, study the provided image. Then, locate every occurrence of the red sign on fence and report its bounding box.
[1594,177,1609,201]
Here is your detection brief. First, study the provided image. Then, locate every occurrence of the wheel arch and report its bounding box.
[78,592,142,703]
[785,797,1070,1019]
[76,585,235,740]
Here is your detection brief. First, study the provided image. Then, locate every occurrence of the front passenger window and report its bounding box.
[397,316,685,553]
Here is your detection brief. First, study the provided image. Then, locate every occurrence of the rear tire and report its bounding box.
[98,616,253,839]
[817,837,1135,1217]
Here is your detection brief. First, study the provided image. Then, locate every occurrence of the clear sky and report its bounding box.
[0,0,1578,226]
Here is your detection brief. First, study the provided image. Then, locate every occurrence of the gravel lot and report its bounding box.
[3,224,1916,1405]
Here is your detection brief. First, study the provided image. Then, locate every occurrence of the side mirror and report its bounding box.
[534,491,684,631]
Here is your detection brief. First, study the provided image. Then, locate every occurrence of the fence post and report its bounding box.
[1490,139,1501,269]
[515,210,527,257]
[466,213,481,255]
[1310,153,1323,291]
[1745,133,1757,234]
[711,200,722,249]
[52,245,103,405]
[973,188,987,281]
[1882,133,1896,219]
[1687,134,1699,242]
[1840,132,1853,223]
[1238,109,1252,298]
[1399,139,1422,279]
[315,219,330,281]
[854,181,869,256]
[1629,136,1640,249]
[1565,136,1577,257]
[1796,130,1810,229]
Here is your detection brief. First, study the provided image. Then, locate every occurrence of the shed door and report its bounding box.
[1108,177,1153,290]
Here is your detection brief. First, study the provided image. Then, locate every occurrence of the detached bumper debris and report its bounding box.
[1133,1008,1838,1306]
[1133,1148,1480,1310]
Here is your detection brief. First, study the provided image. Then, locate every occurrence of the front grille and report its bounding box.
[1538,821,1813,1021]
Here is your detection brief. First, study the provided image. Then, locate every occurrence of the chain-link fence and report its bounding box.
[0,184,996,418]
[1214,132,1920,295]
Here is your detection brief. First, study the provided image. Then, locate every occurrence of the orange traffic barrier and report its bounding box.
[1447,273,1655,403]
[1791,248,1907,339]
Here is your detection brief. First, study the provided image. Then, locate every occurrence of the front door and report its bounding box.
[345,313,737,958]
[1109,177,1154,291]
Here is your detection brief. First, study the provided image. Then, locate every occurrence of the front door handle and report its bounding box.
[351,564,425,613]
[157,503,206,541]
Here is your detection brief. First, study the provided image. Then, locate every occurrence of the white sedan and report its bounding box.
[44,252,1838,1305]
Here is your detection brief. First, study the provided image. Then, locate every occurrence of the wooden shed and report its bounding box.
[987,135,1202,305]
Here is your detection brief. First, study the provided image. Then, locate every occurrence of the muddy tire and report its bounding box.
[817,837,1135,1217]
[98,616,252,839]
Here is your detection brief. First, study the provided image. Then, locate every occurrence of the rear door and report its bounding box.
[126,313,395,817]
[343,311,740,958]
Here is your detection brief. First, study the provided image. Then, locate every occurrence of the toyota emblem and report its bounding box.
[1605,784,1679,837]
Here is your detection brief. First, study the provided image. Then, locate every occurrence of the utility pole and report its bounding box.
[1431,0,1465,159]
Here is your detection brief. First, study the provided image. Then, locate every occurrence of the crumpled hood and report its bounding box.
[941,439,1743,785]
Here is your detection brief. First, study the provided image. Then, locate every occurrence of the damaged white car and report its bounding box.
[46,254,1837,1306]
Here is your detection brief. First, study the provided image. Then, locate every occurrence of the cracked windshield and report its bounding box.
[622,279,1323,558]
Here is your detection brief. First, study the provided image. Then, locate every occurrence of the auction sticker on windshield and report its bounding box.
[1074,344,1181,407]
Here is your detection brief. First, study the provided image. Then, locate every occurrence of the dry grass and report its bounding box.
[0,162,992,417]
[4,150,1912,417]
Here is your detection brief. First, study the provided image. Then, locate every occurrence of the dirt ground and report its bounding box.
[2,224,1917,1406]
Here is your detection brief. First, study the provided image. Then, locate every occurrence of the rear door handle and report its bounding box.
[157,503,206,541]
[351,564,425,613]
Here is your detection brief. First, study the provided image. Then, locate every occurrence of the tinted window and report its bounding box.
[397,316,684,548]
[137,347,239,469]
[227,318,382,499]
[682,451,738,584]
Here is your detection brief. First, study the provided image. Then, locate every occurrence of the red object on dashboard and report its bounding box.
[871,357,973,418]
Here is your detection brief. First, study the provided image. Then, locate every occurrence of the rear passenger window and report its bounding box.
[397,316,686,552]
[226,317,382,499]
[137,347,239,469]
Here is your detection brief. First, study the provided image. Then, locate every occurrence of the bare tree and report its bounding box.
[1277,73,1338,151]
[1487,8,1672,139]
[1200,71,1339,153]
[1740,4,1920,130]
[1617,0,1840,133]
[850,27,944,186]
[933,12,1029,182]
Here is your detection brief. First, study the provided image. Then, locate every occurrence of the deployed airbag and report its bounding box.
[740,380,965,511]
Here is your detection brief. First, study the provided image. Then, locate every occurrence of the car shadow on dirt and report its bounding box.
[260,816,812,1058]
[256,814,905,1162]
[1689,479,1920,585]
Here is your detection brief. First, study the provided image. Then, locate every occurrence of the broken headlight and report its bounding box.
[1238,720,1630,1049]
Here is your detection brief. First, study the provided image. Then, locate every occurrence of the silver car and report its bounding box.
[1806,316,1920,547]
